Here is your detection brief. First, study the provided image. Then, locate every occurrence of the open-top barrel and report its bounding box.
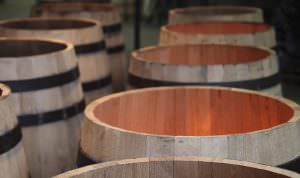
[79,87,300,173]
[0,38,84,178]
[169,6,263,24]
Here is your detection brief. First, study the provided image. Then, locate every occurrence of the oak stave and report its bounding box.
[0,38,84,178]
[0,84,29,178]
[0,17,111,104]
[160,22,276,49]
[129,44,281,96]
[54,157,300,178]
[31,2,126,92]
[79,87,300,172]
[168,6,264,25]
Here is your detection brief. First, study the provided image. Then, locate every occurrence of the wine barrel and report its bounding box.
[129,44,281,95]
[160,22,276,49]
[31,2,126,92]
[55,157,300,178]
[0,17,111,104]
[0,38,84,178]
[79,87,300,173]
[168,6,263,25]
[0,84,29,178]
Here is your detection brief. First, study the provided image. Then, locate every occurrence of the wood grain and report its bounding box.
[54,157,300,178]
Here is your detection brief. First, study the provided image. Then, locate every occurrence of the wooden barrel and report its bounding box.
[55,157,300,178]
[0,38,84,178]
[160,22,276,49]
[0,84,29,178]
[129,44,281,96]
[0,17,111,104]
[31,2,126,92]
[79,87,300,173]
[168,6,264,25]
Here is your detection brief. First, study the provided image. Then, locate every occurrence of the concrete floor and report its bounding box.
[0,0,299,104]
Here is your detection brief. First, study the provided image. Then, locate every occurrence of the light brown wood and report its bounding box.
[0,38,84,178]
[31,2,127,92]
[54,157,300,178]
[160,22,276,49]
[168,6,263,25]
[80,87,300,167]
[129,44,281,95]
[0,17,111,104]
[0,84,29,178]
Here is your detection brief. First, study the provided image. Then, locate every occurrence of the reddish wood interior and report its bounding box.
[0,39,67,57]
[1,19,95,30]
[93,88,293,136]
[165,22,271,35]
[136,44,270,65]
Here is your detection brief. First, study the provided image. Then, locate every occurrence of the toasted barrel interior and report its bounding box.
[136,44,270,65]
[1,19,96,30]
[165,22,271,35]
[93,88,293,136]
[0,39,67,57]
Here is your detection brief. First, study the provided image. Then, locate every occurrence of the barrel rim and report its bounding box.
[0,83,11,100]
[169,5,263,17]
[31,2,117,14]
[131,43,275,66]
[54,156,300,178]
[0,17,102,32]
[0,37,74,58]
[161,21,274,36]
[85,86,300,138]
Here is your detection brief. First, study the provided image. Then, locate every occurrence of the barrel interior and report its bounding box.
[0,39,67,57]
[135,44,270,65]
[1,19,96,30]
[173,7,257,16]
[165,22,271,35]
[93,88,293,136]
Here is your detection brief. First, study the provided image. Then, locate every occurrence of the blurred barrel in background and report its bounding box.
[129,44,281,95]
[160,22,276,49]
[0,18,112,104]
[169,6,263,24]
[31,2,126,92]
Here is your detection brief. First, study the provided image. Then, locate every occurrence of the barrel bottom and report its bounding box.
[22,114,82,178]
[0,142,29,178]
[110,52,127,92]
[84,84,112,104]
